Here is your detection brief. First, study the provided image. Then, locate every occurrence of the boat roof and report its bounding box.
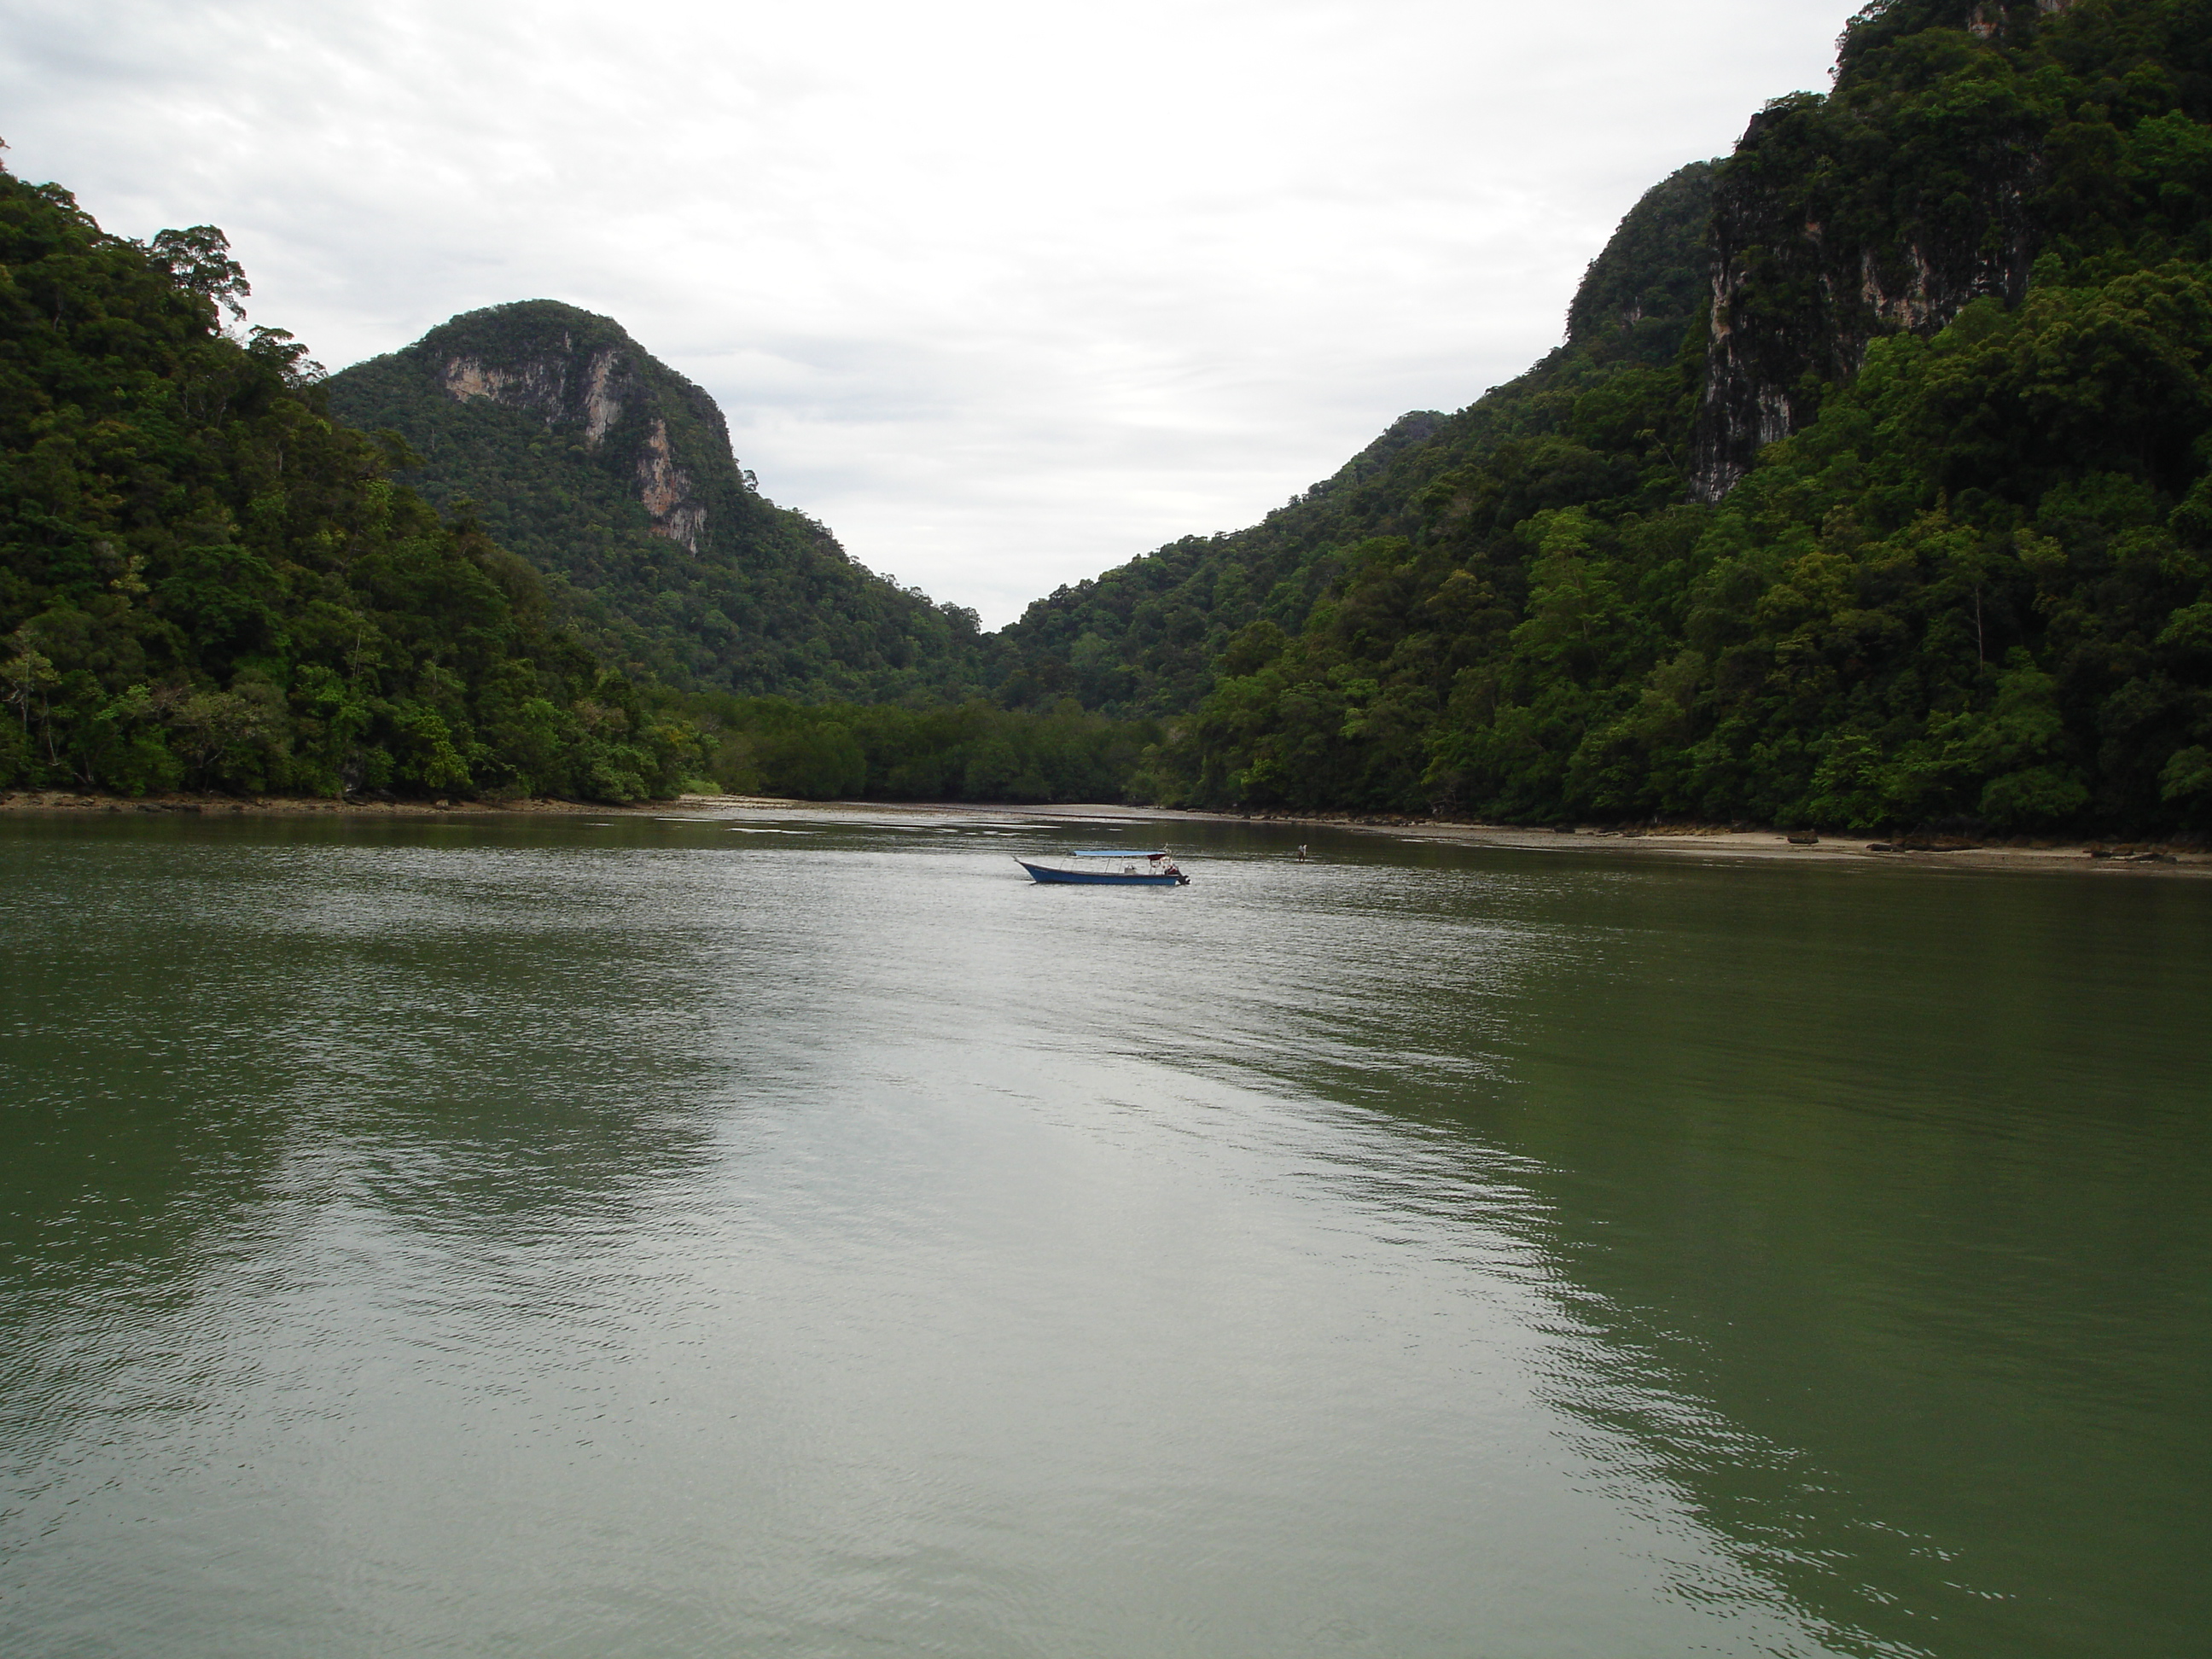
[1074,849,1170,858]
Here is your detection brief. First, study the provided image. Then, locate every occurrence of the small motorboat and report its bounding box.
[1015,850,1190,886]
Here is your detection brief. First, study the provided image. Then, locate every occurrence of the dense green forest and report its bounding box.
[13,0,2212,827]
[0,166,1145,806]
[683,693,1157,803]
[996,0,2212,835]
[0,169,706,802]
[327,303,987,703]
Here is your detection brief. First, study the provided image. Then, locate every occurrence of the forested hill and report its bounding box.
[327,303,985,701]
[1003,0,2212,838]
[988,161,1717,719]
[0,169,700,802]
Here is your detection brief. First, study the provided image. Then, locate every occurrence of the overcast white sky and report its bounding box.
[3,0,1848,626]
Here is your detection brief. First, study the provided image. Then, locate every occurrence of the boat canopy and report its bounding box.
[1074,849,1170,858]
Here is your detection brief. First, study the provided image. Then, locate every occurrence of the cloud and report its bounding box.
[2,0,1848,625]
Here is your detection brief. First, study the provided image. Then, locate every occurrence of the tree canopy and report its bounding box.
[992,1,2212,836]
[327,302,987,704]
[0,168,696,801]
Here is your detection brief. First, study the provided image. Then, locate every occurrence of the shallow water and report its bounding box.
[2,812,2205,1657]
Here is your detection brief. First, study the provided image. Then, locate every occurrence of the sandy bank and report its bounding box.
[661,797,2212,878]
[6,789,2207,877]
[1310,816,2211,876]
[1044,803,2212,877]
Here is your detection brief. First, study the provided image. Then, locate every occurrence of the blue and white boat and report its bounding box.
[1015,850,1190,887]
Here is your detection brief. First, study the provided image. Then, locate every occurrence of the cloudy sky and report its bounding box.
[5,0,1847,626]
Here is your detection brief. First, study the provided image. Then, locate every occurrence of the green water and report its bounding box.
[1,812,2205,1658]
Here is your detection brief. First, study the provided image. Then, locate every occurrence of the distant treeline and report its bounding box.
[683,693,1159,803]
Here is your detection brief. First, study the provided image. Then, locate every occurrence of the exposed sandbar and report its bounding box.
[5,789,2205,876]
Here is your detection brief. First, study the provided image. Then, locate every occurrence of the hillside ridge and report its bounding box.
[0,184,699,803]
[329,301,985,701]
[989,0,2212,836]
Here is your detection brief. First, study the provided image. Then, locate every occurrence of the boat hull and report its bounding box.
[1017,860,1188,886]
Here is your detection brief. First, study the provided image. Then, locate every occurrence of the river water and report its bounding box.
[1,811,2205,1658]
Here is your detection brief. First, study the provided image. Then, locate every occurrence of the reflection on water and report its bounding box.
[2,813,2205,1658]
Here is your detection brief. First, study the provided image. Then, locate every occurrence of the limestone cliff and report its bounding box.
[328,301,982,700]
[985,0,2212,835]
[427,315,717,553]
[1690,0,2089,500]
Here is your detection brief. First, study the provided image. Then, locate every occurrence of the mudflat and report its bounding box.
[6,787,2206,876]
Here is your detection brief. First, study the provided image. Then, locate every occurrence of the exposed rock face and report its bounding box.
[1691,101,2037,500]
[635,418,705,553]
[428,315,713,550]
[438,341,637,451]
[1687,1,2069,501]
[325,299,985,700]
[583,348,626,447]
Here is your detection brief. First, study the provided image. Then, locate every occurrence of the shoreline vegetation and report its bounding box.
[4,2,2209,840]
[7,787,2206,875]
